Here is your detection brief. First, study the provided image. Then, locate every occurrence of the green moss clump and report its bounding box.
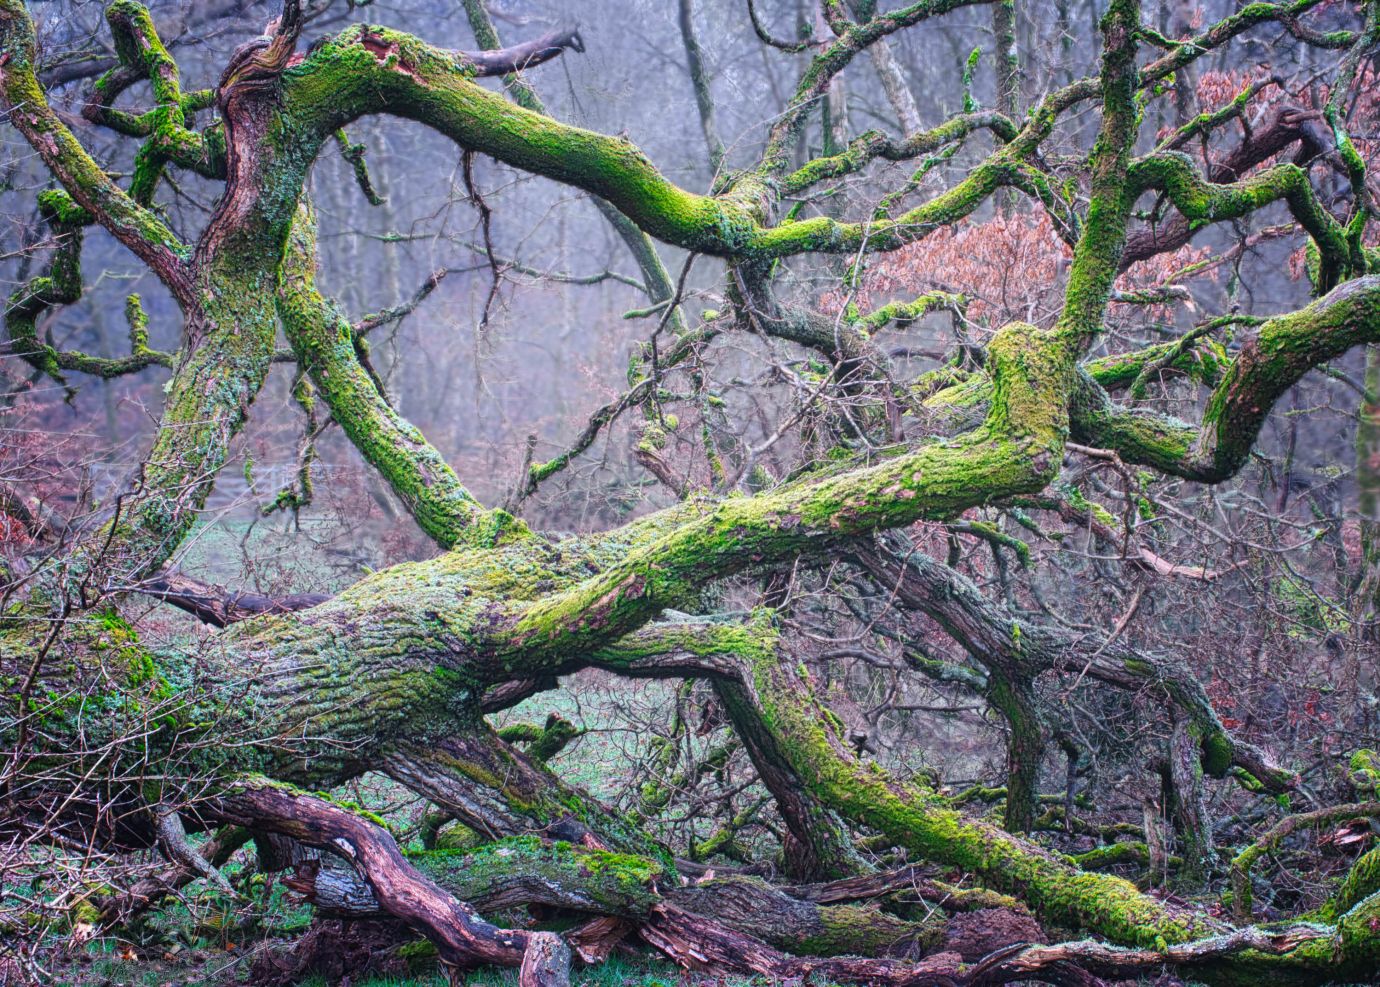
[407,836,664,917]
[1200,729,1234,778]
[1349,749,1380,793]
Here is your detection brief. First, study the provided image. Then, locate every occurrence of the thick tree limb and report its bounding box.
[210,782,565,980]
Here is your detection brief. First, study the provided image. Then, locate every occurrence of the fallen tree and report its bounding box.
[4,0,1380,984]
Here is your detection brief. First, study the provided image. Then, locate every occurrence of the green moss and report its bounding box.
[433,821,484,852]
[310,791,391,831]
[498,713,580,762]
[794,900,939,957]
[68,897,102,930]
[1315,846,1380,922]
[397,938,438,964]
[1071,841,1153,870]
[731,627,1216,948]
[1201,729,1234,778]
[406,836,664,917]
[36,188,91,225]
[1349,749,1380,793]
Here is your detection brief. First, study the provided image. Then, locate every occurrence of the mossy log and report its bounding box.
[289,835,944,960]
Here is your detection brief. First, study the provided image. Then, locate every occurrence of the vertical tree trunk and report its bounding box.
[1165,715,1215,892]
[1357,344,1380,641]
[988,674,1043,833]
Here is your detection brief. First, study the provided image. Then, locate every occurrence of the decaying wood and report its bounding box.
[209,785,565,980]
[566,917,635,965]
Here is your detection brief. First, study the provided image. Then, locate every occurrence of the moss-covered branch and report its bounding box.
[278,203,515,550]
[780,111,1016,195]
[500,318,1068,668]
[1128,152,1353,289]
[1072,276,1380,481]
[274,20,1039,260]
[0,0,191,291]
[720,625,1218,947]
[1054,0,1140,350]
[5,191,88,389]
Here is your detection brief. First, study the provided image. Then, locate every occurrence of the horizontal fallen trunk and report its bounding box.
[265,827,1380,985]
[289,836,947,959]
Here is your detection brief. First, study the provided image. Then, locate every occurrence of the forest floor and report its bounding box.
[23,536,1182,986]
[48,944,700,987]
[19,687,1196,987]
[46,940,1197,987]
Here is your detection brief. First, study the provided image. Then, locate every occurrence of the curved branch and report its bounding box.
[281,22,1028,259]
[748,0,811,52]
[0,0,191,296]
[853,535,1292,791]
[278,202,515,550]
[1121,104,1340,271]
[209,782,562,979]
[1128,152,1353,289]
[1072,275,1380,482]
[4,192,87,390]
[757,0,995,176]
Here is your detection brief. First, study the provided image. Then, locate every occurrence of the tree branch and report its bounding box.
[0,0,192,295]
